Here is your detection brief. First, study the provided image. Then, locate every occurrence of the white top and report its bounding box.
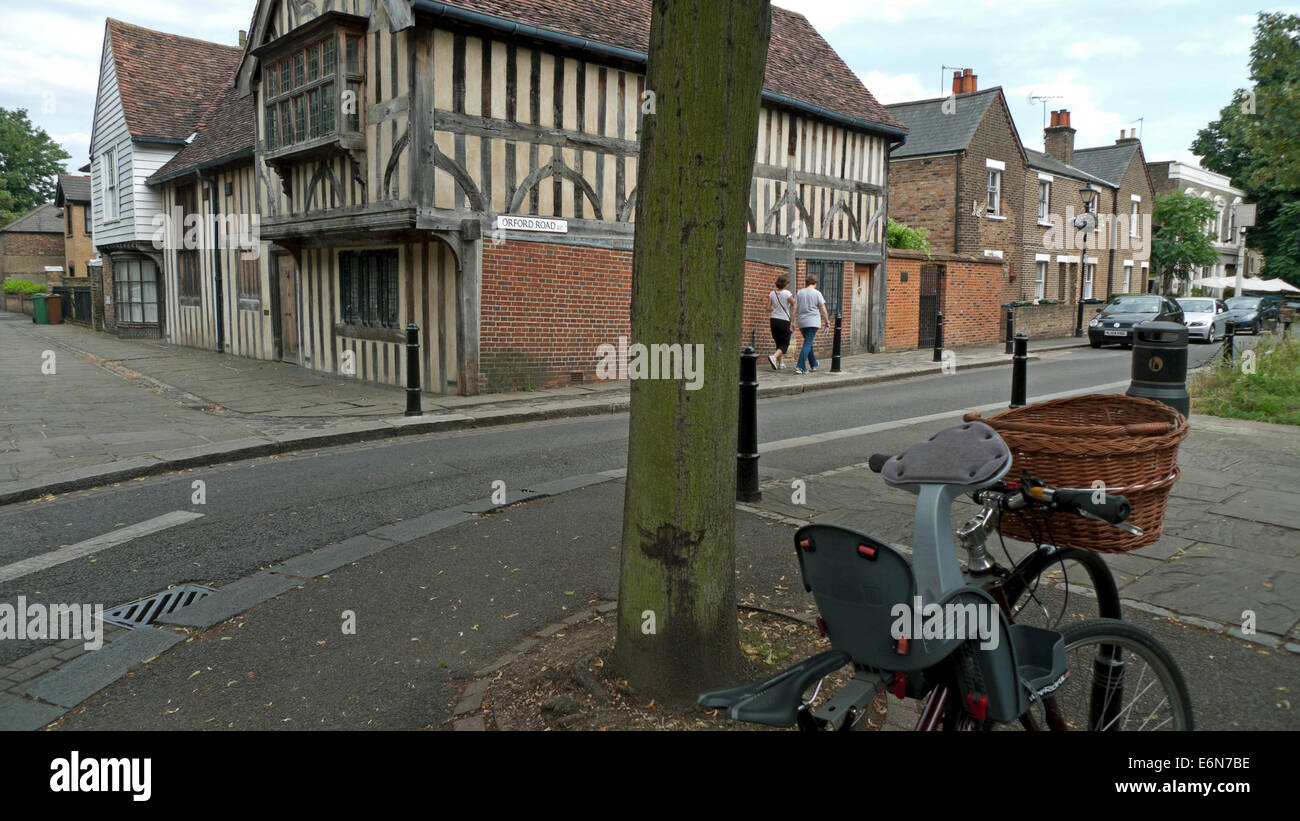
[768,289,793,320]
[795,286,826,328]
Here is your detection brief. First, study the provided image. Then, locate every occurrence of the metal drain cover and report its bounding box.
[102,584,215,628]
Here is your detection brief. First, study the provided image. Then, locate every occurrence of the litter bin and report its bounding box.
[32,293,49,324]
[1126,320,1189,418]
[45,293,63,324]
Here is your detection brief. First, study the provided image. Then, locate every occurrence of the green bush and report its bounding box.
[2,279,45,295]
[886,218,931,254]
[1191,334,1300,425]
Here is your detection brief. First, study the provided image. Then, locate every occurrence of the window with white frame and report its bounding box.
[1035,261,1047,300]
[1123,264,1133,293]
[101,148,117,221]
[1038,181,1050,223]
[986,169,1002,216]
[1083,263,1095,300]
[1130,200,1140,238]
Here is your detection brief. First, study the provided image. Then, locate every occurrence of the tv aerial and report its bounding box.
[1028,92,1065,128]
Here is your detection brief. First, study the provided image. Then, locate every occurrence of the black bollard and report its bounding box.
[1004,306,1015,355]
[1127,320,1189,417]
[1222,321,1234,364]
[405,323,422,417]
[1285,318,1293,338]
[737,347,762,503]
[1010,332,1028,409]
[933,311,945,363]
[831,312,843,373]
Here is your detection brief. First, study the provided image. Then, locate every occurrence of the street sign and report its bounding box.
[1235,203,1256,229]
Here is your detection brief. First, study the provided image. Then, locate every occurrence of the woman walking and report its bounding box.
[766,275,795,370]
[793,274,830,374]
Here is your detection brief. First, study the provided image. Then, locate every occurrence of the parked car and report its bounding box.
[1175,297,1231,342]
[1223,296,1278,334]
[1088,294,1184,349]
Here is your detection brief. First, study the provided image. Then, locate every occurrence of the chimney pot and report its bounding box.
[952,71,963,95]
[239,29,247,48]
[966,72,978,93]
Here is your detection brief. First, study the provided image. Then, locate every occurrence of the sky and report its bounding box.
[0,0,1292,178]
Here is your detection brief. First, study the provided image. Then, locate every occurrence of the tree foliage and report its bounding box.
[0,108,70,227]
[1151,192,1219,293]
[887,218,931,254]
[1191,12,1300,285]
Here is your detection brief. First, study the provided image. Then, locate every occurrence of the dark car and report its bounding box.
[1223,296,1279,334]
[1088,294,1184,349]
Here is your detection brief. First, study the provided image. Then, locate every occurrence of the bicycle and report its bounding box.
[699,419,1194,731]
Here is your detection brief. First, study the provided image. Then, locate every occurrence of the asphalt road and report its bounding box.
[0,342,1227,666]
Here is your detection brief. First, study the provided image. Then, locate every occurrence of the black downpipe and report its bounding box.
[204,173,226,353]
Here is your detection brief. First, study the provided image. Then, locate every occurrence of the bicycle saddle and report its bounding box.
[881,421,1011,489]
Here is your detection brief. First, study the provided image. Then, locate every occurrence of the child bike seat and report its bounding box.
[881,421,1011,489]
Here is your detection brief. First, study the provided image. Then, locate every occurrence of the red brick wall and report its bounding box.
[885,252,1002,350]
[479,240,855,390]
[1,231,64,283]
[887,155,957,252]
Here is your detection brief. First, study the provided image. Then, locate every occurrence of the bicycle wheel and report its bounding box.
[1000,547,1121,630]
[1036,618,1193,731]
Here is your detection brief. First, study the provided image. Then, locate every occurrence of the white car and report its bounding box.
[1176,297,1231,342]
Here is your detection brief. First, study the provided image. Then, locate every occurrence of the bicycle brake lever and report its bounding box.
[1075,507,1144,536]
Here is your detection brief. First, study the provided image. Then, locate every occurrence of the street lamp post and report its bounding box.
[1073,187,1099,337]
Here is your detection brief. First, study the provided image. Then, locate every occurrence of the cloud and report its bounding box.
[1008,73,1134,151]
[1066,36,1142,60]
[774,0,933,29]
[857,71,932,104]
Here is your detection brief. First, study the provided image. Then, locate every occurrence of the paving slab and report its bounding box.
[0,693,65,731]
[275,534,397,578]
[1209,489,1300,530]
[158,573,302,629]
[23,627,185,708]
[367,508,475,543]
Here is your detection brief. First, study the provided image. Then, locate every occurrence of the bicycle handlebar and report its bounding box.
[1028,485,1131,524]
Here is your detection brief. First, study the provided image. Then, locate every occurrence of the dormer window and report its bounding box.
[258,17,366,157]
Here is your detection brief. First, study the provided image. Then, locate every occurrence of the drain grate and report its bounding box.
[102,584,216,628]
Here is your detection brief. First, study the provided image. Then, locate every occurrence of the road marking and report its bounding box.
[760,380,1131,452]
[0,511,204,584]
[595,380,1134,479]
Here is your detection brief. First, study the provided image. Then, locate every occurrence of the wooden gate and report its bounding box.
[918,263,944,348]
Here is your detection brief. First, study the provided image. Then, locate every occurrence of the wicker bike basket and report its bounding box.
[963,395,1188,553]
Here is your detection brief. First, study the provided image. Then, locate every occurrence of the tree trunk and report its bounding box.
[611,0,771,704]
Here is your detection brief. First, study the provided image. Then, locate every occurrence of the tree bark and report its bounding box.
[611,0,771,704]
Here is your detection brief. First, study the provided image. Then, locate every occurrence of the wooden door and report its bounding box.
[277,254,299,362]
[852,265,872,352]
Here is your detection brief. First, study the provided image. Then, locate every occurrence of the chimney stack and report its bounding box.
[952,68,979,95]
[1044,109,1076,165]
[239,30,247,48]
[1117,128,1139,144]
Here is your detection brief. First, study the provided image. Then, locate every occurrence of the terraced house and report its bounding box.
[143,0,905,395]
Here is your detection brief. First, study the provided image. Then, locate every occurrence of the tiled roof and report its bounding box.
[150,79,256,183]
[56,175,92,203]
[423,1,905,134]
[883,88,999,158]
[107,19,241,142]
[1071,142,1139,187]
[1,203,63,234]
[1025,148,1115,188]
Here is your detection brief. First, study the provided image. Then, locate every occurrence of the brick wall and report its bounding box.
[957,98,1023,303]
[479,240,854,390]
[1003,302,1078,339]
[885,251,1002,350]
[888,154,957,251]
[1,231,64,283]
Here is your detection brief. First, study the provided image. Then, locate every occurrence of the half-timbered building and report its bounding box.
[164,0,906,394]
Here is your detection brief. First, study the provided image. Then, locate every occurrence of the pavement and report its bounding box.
[0,309,1084,504]
[0,401,1294,731]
